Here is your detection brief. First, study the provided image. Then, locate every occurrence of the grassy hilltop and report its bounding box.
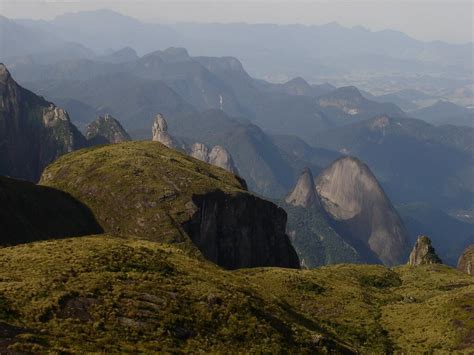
[0,235,472,353]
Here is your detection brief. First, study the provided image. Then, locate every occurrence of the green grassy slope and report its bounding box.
[0,236,472,353]
[40,141,246,246]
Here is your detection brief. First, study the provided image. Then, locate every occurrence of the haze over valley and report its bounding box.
[0,2,473,352]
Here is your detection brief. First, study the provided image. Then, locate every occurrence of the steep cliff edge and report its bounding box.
[315,157,410,265]
[0,64,85,181]
[183,190,298,269]
[40,141,298,269]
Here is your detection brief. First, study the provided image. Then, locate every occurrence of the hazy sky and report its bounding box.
[1,0,472,43]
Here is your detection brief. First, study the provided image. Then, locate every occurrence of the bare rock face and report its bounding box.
[407,235,442,266]
[285,168,320,208]
[189,142,238,174]
[86,114,131,145]
[183,190,300,269]
[0,63,85,182]
[209,145,238,174]
[315,157,409,265]
[151,113,176,148]
[457,245,474,275]
[189,143,210,162]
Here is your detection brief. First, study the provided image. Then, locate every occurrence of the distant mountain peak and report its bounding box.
[286,77,309,85]
[330,86,363,99]
[190,142,238,174]
[85,114,131,145]
[163,47,190,57]
[407,235,442,266]
[0,64,85,181]
[285,167,320,208]
[209,145,238,174]
[315,156,409,265]
[98,47,138,63]
[152,113,176,149]
[318,86,365,115]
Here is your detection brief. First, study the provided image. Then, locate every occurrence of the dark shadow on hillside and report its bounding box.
[182,189,300,270]
[0,175,103,245]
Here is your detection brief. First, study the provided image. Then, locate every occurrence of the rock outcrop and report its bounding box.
[85,114,131,145]
[151,113,176,148]
[40,141,298,270]
[457,245,474,275]
[189,142,210,162]
[285,167,320,208]
[0,63,85,181]
[183,190,299,269]
[208,145,238,174]
[189,142,238,174]
[315,156,409,265]
[407,235,442,266]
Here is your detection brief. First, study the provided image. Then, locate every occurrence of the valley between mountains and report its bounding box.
[0,18,473,351]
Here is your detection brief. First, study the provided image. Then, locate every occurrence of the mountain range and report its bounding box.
[0,12,473,350]
[9,10,473,79]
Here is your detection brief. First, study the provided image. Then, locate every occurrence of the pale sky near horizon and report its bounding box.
[0,0,472,44]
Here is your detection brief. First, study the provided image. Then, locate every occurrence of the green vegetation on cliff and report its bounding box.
[281,203,363,267]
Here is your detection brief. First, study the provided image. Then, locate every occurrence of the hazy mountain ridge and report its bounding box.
[411,100,474,127]
[0,8,473,353]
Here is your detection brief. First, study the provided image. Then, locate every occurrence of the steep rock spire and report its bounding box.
[285,168,320,208]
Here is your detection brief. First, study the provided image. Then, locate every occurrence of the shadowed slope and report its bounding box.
[0,175,102,244]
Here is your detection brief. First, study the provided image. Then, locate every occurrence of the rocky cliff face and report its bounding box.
[208,145,238,174]
[189,142,238,174]
[0,63,85,181]
[315,156,409,265]
[457,245,474,275]
[40,141,298,270]
[85,114,131,145]
[151,113,176,148]
[407,235,442,265]
[189,142,210,162]
[183,190,299,269]
[285,167,320,208]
